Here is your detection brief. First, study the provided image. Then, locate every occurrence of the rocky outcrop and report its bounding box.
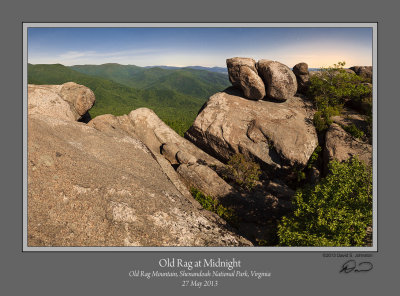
[350,66,373,80]
[226,57,298,101]
[89,108,224,169]
[177,163,236,200]
[226,57,266,100]
[257,60,297,101]
[87,109,234,211]
[292,62,310,94]
[27,55,374,247]
[28,82,95,121]
[331,108,371,139]
[88,106,296,245]
[324,123,372,172]
[28,85,252,247]
[185,87,318,174]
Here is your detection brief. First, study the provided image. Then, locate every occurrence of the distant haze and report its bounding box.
[28,27,373,68]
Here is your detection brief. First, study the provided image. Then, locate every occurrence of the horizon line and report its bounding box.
[27,62,372,69]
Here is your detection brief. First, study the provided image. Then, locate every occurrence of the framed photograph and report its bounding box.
[6,7,394,291]
[23,23,377,253]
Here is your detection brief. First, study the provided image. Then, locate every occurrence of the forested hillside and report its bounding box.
[70,63,229,97]
[28,64,230,135]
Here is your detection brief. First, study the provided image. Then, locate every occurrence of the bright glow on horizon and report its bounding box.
[28,27,373,68]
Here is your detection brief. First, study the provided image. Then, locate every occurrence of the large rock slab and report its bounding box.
[177,163,236,200]
[28,82,95,121]
[89,108,223,169]
[257,60,297,101]
[226,57,266,100]
[87,113,192,201]
[324,123,372,171]
[88,108,229,207]
[87,109,290,245]
[28,114,252,247]
[185,88,318,173]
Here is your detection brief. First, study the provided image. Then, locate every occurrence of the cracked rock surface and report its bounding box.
[185,87,318,174]
[28,84,252,247]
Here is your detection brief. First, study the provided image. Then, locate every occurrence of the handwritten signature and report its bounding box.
[340,260,373,273]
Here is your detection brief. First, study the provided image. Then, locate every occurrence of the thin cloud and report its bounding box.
[29,48,168,66]
[28,27,372,67]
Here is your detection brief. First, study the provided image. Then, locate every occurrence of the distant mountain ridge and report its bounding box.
[28,63,231,135]
[144,65,228,74]
[69,63,229,91]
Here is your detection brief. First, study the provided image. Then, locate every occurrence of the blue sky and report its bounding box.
[28,27,373,68]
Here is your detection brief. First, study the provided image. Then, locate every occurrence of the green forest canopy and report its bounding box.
[28,63,230,136]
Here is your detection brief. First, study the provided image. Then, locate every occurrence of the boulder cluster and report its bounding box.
[226,57,306,101]
[187,57,318,176]
[220,57,372,174]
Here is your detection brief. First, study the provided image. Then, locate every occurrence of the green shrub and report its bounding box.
[308,62,372,132]
[288,146,322,187]
[277,158,372,246]
[224,154,261,191]
[255,239,269,246]
[313,104,341,132]
[342,124,364,140]
[190,188,239,227]
[296,170,306,183]
[307,146,322,169]
[308,62,371,102]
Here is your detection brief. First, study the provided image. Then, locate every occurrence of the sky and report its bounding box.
[27,27,373,68]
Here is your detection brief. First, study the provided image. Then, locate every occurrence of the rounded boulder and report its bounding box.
[257,60,297,102]
[293,62,310,94]
[226,57,266,100]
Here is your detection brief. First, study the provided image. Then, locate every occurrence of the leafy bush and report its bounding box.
[277,158,372,246]
[342,124,365,140]
[288,146,322,187]
[308,62,371,103]
[308,62,372,132]
[312,100,341,132]
[190,187,238,227]
[296,170,306,183]
[224,154,261,191]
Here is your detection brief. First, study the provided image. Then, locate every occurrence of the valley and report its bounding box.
[28,63,230,135]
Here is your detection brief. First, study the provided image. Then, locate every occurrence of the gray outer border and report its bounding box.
[23,22,377,252]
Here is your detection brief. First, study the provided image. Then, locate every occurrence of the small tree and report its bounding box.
[277,157,372,246]
[225,153,261,191]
